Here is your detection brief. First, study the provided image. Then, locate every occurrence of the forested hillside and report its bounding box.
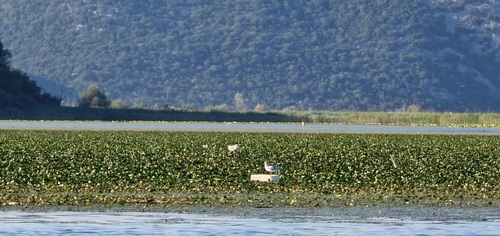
[1,0,499,112]
[0,41,60,108]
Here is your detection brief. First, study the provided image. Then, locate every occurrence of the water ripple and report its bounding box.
[0,211,498,236]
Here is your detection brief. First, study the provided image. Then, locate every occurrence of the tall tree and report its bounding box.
[78,85,111,108]
[0,41,12,70]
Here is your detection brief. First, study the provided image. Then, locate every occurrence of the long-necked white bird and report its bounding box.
[264,161,280,175]
[228,144,239,152]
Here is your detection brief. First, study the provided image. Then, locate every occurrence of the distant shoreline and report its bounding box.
[1,106,500,127]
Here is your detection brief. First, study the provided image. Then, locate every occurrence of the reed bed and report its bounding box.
[290,111,500,127]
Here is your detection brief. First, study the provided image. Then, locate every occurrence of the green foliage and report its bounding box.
[0,1,499,111]
[0,130,498,207]
[0,41,61,108]
[78,85,111,108]
[0,41,12,69]
[110,99,127,109]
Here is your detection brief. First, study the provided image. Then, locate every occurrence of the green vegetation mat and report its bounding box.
[0,130,498,209]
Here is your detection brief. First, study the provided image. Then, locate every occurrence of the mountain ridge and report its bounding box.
[1,0,499,112]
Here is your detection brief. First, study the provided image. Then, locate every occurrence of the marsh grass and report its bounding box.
[1,106,499,127]
[0,130,498,208]
[290,111,500,126]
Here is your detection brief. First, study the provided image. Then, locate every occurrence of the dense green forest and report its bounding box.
[1,0,499,112]
[0,41,60,108]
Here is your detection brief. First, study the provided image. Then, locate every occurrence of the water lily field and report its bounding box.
[0,130,498,209]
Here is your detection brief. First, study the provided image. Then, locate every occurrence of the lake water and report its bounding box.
[0,120,499,135]
[0,209,499,236]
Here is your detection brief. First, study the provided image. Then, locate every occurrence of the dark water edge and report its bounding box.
[0,106,297,122]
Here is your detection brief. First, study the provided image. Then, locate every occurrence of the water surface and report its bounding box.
[0,209,499,236]
[0,120,498,135]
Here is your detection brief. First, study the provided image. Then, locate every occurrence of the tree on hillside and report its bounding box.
[0,40,61,108]
[0,41,12,71]
[234,92,247,111]
[78,85,111,108]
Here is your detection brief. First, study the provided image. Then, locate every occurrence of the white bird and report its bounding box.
[265,161,280,175]
[228,144,239,152]
[202,144,208,149]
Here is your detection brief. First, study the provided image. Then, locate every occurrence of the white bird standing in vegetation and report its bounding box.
[228,144,239,151]
[265,161,280,175]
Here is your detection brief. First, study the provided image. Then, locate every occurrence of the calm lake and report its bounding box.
[0,207,499,236]
[0,120,499,135]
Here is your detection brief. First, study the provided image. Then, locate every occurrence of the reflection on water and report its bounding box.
[0,211,498,236]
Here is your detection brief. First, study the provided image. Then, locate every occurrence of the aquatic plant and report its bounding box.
[0,130,498,208]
